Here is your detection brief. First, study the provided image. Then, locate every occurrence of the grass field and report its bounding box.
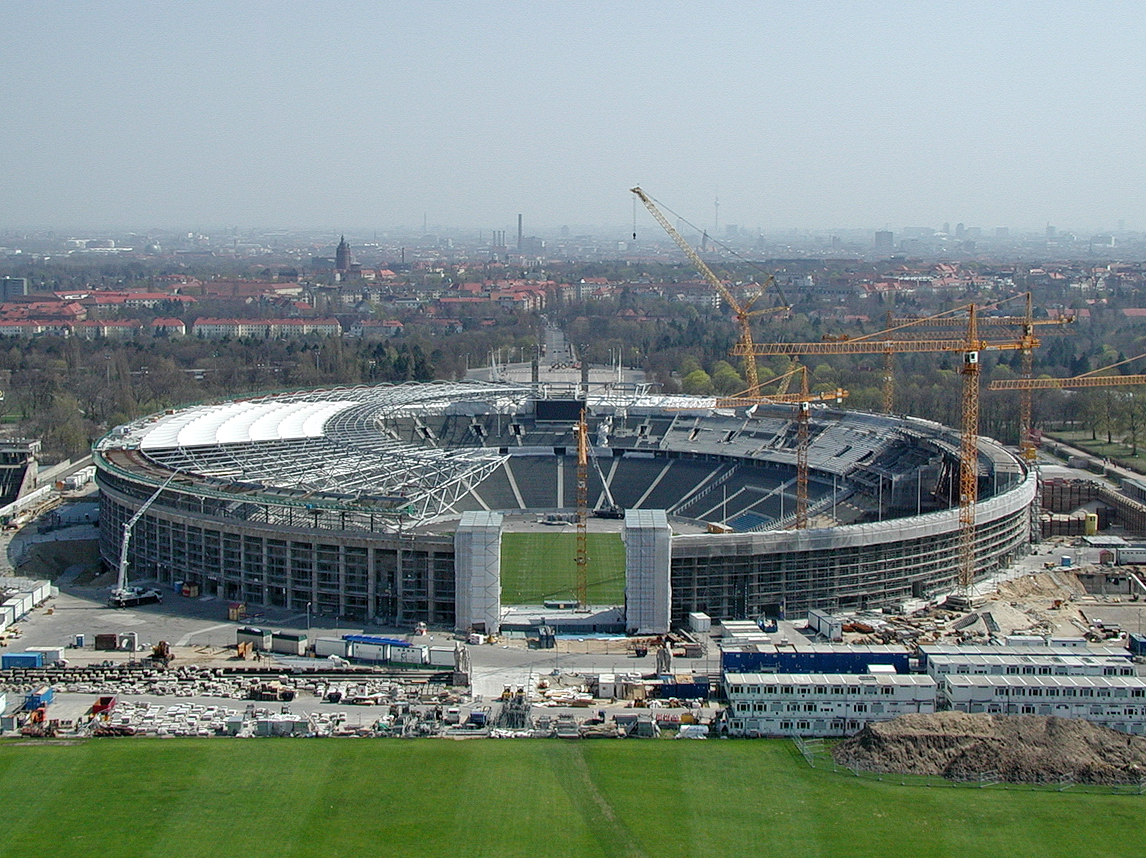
[1045,428,1146,470]
[500,532,625,604]
[1,738,1142,858]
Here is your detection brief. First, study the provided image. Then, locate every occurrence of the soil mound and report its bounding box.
[831,712,1146,784]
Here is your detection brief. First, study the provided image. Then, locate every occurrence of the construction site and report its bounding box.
[3,194,1146,776]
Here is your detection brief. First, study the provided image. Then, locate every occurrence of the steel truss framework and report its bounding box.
[95,381,535,527]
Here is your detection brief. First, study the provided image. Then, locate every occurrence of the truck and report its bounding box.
[107,586,163,608]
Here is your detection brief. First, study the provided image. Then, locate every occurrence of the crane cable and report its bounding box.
[635,189,790,308]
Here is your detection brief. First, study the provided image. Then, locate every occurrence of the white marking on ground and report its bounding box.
[177,622,233,646]
[96,612,147,626]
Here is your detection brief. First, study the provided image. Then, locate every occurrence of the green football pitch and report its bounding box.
[500,532,625,604]
[1,738,1141,858]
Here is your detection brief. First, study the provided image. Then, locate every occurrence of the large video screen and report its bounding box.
[534,399,583,422]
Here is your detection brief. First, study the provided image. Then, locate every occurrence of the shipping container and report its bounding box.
[427,646,456,667]
[342,634,409,648]
[94,633,119,651]
[721,643,911,675]
[1115,546,1146,565]
[24,686,54,709]
[808,608,843,641]
[597,673,617,698]
[350,642,389,662]
[1129,633,1146,657]
[31,582,49,606]
[0,603,13,631]
[313,637,348,658]
[92,695,117,716]
[389,645,427,665]
[24,647,64,664]
[270,632,307,656]
[236,627,272,650]
[2,651,44,669]
[2,597,23,620]
[687,612,711,633]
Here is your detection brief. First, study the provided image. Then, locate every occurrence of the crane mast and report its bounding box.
[795,366,812,530]
[575,409,590,610]
[957,306,981,592]
[733,305,1034,589]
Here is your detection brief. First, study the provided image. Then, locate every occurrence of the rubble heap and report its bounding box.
[832,711,1146,784]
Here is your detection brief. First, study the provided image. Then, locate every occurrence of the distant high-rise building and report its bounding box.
[955,223,965,239]
[335,236,351,272]
[1046,224,1057,240]
[0,277,27,301]
[874,230,894,251]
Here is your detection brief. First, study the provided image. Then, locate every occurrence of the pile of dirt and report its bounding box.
[16,539,100,581]
[832,712,1146,784]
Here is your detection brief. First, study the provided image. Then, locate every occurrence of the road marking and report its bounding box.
[96,612,147,626]
[177,623,233,647]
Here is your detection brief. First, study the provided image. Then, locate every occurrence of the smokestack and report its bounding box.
[517,214,523,250]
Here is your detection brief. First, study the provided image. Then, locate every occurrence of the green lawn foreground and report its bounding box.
[500,531,625,604]
[1,739,1141,858]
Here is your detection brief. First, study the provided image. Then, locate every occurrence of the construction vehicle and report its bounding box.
[109,474,176,608]
[151,640,173,667]
[20,706,55,738]
[578,412,623,518]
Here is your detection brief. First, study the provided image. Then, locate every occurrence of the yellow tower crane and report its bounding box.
[708,363,848,530]
[733,306,1035,590]
[631,186,785,395]
[987,353,1146,458]
[575,408,590,610]
[887,295,1072,457]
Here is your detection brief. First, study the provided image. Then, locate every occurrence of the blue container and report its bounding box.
[343,634,410,648]
[1128,633,1146,657]
[24,685,54,709]
[3,651,44,669]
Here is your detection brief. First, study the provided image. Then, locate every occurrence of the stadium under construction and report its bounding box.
[93,380,1035,635]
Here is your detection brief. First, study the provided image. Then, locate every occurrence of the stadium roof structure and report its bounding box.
[96,381,538,523]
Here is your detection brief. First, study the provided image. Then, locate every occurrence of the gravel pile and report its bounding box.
[831,712,1146,784]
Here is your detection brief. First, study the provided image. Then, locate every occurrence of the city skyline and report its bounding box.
[3,2,1145,233]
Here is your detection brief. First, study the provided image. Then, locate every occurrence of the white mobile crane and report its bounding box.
[108,474,177,608]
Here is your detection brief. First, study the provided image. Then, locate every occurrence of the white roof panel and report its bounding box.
[139,400,359,450]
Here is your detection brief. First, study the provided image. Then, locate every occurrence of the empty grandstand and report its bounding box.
[93,380,1035,633]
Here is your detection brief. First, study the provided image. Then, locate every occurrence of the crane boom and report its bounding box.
[733,338,1032,356]
[112,473,178,606]
[632,186,781,393]
[989,374,1146,390]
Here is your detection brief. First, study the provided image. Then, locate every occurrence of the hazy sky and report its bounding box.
[3,2,1144,233]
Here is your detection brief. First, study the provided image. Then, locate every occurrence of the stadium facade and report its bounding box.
[93,381,1035,634]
